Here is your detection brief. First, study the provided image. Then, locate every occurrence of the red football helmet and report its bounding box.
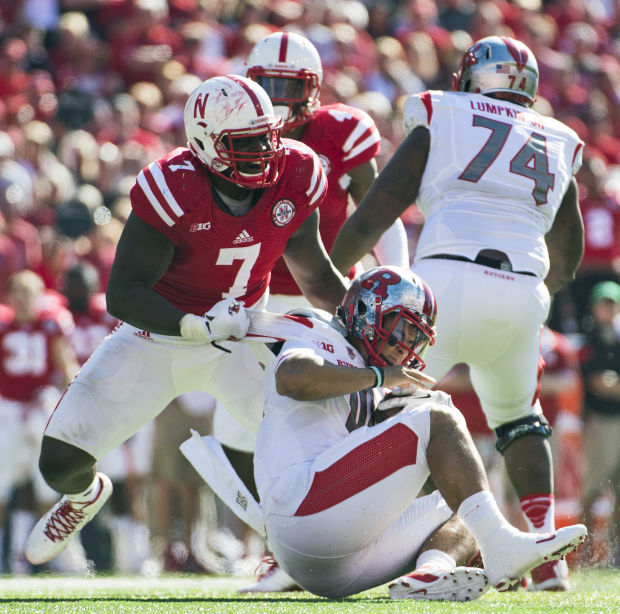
[246,31,322,131]
[184,74,285,188]
[339,266,437,369]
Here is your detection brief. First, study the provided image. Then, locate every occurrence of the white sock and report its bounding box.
[67,474,102,503]
[520,494,555,533]
[457,491,515,550]
[0,528,4,573]
[416,549,456,570]
[10,510,35,558]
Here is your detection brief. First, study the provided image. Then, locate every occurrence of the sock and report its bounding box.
[457,491,515,550]
[416,549,456,571]
[0,528,4,573]
[9,510,35,572]
[520,493,555,533]
[67,474,102,503]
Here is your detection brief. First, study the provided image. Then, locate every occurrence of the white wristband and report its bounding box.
[179,313,210,341]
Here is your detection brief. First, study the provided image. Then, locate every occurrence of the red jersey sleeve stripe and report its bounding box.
[136,169,175,227]
[148,162,185,218]
[310,166,327,206]
[342,115,379,160]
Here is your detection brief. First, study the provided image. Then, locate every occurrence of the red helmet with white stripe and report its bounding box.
[246,31,322,131]
[339,266,437,369]
[184,75,285,188]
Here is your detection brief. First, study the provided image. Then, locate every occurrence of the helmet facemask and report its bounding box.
[361,304,436,369]
[247,66,320,131]
[210,120,285,188]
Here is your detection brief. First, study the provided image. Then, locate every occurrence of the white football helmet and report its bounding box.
[338,266,437,369]
[452,36,539,107]
[184,74,285,188]
[246,31,322,131]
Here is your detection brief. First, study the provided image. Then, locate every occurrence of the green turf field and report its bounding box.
[1,569,619,613]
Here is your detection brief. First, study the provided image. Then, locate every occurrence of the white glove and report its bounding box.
[180,298,249,342]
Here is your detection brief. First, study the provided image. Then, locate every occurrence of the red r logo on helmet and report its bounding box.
[361,270,401,299]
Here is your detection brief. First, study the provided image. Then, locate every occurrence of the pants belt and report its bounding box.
[425,253,536,277]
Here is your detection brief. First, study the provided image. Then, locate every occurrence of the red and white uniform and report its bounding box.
[269,104,380,296]
[0,305,74,502]
[254,313,453,598]
[44,141,327,461]
[69,294,117,365]
[404,90,584,428]
[130,141,326,313]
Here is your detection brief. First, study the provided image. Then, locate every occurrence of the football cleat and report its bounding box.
[25,473,112,565]
[530,558,570,591]
[389,566,489,601]
[238,556,301,593]
[483,524,586,591]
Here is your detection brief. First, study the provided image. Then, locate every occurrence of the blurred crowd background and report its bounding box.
[1,0,620,577]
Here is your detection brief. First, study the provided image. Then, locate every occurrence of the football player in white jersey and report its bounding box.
[253,265,586,600]
[330,36,585,591]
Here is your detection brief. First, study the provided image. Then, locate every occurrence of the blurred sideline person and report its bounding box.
[331,36,585,591]
[24,74,348,568]
[0,271,82,574]
[253,265,586,600]
[578,281,620,567]
[212,31,410,590]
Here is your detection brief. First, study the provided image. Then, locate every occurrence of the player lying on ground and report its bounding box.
[251,266,586,599]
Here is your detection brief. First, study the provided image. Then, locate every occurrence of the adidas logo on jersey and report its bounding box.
[233,230,254,244]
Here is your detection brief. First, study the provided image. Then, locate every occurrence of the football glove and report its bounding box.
[180,298,249,342]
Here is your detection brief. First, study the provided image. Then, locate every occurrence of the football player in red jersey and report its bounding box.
[24,74,348,567]
[0,270,79,573]
[210,32,411,589]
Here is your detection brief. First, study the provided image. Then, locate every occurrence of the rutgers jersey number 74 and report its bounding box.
[458,115,555,205]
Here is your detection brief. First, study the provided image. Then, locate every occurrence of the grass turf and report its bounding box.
[0,569,619,613]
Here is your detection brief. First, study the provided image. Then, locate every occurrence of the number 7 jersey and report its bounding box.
[129,138,326,314]
[404,90,584,278]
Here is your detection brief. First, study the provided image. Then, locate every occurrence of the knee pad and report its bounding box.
[494,414,552,455]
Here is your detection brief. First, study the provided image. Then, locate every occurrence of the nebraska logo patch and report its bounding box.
[272,199,296,227]
[318,154,332,176]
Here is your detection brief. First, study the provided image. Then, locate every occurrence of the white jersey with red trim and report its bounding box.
[404,90,584,278]
[254,311,450,510]
[129,138,326,314]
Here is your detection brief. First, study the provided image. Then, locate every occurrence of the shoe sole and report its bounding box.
[495,526,586,592]
[389,568,489,601]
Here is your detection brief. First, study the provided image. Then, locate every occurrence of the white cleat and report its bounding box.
[389,567,489,601]
[483,524,587,592]
[25,473,113,565]
[238,557,300,593]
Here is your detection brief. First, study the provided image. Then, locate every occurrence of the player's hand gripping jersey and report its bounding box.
[130,138,327,314]
[404,91,584,278]
[269,104,380,295]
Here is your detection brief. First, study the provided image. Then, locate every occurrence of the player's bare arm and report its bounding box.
[106,212,185,335]
[330,126,430,274]
[347,158,377,204]
[276,353,435,401]
[50,335,80,386]
[544,178,584,294]
[283,209,349,312]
